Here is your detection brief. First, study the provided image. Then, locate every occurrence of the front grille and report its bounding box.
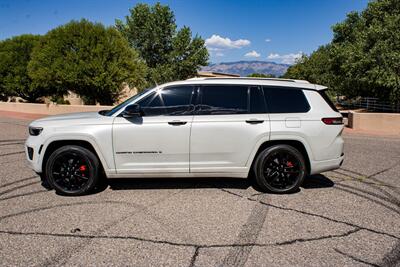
[27,147,34,160]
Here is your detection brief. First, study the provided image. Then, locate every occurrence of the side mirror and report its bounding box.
[122,104,142,117]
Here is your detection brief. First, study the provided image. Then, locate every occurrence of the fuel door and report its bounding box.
[285,117,301,128]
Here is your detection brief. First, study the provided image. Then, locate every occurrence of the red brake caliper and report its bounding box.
[79,165,87,176]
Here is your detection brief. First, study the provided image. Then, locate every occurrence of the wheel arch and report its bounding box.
[40,138,109,176]
[248,139,312,175]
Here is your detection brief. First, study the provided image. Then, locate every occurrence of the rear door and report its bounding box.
[190,85,270,174]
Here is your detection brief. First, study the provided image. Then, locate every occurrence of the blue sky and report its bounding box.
[0,0,369,64]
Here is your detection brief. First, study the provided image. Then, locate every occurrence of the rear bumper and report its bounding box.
[310,154,344,175]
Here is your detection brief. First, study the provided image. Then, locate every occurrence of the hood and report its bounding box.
[34,111,101,122]
[29,111,110,128]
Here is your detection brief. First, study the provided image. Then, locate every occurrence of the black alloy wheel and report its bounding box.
[46,145,100,196]
[254,145,306,193]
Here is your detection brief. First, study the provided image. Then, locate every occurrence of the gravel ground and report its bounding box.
[0,116,399,267]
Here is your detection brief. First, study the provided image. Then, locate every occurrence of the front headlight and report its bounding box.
[29,126,43,136]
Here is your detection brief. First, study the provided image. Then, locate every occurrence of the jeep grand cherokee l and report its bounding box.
[25,77,344,196]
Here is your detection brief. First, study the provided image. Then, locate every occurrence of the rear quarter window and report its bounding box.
[319,90,339,112]
[263,87,310,113]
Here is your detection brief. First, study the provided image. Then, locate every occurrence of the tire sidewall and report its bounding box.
[254,145,306,193]
[46,145,99,196]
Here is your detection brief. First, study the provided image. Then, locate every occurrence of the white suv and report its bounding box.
[25,77,344,196]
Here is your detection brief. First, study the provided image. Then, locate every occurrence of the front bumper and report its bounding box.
[25,137,44,173]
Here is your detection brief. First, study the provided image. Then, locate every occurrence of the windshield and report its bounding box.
[103,88,154,116]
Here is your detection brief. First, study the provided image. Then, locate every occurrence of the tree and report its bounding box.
[284,0,400,105]
[116,2,209,85]
[0,34,46,102]
[247,73,275,78]
[284,46,340,90]
[28,19,147,105]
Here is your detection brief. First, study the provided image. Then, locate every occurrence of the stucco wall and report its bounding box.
[348,111,400,135]
[0,102,113,115]
[2,103,399,136]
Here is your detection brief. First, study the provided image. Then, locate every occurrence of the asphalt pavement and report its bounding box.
[0,115,399,267]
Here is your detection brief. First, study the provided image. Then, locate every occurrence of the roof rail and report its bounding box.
[187,77,310,83]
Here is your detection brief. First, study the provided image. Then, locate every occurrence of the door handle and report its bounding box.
[168,121,187,126]
[245,119,264,124]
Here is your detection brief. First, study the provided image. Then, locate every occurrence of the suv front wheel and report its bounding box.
[45,145,100,196]
[253,144,306,193]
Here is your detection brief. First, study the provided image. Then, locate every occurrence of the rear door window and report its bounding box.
[198,85,248,115]
[263,86,310,113]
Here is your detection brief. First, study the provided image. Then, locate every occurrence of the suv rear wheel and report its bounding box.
[45,145,100,196]
[253,144,306,193]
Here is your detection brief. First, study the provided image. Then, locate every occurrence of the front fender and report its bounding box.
[39,133,115,175]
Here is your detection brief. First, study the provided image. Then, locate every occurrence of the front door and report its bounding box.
[113,85,195,174]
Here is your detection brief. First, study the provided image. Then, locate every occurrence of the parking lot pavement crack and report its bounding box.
[254,199,400,240]
[0,230,200,248]
[0,227,364,251]
[334,248,380,267]
[219,188,244,198]
[188,246,200,267]
[340,165,400,182]
[218,189,400,240]
[368,163,400,179]
[274,228,362,246]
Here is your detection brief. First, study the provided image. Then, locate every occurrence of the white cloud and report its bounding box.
[207,47,223,51]
[267,53,280,59]
[265,38,271,42]
[215,52,224,57]
[205,34,250,50]
[244,50,261,58]
[267,52,303,64]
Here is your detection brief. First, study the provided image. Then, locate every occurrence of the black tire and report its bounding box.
[253,145,306,193]
[45,145,100,196]
[39,172,53,190]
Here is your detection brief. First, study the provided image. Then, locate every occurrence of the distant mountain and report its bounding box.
[201,60,290,77]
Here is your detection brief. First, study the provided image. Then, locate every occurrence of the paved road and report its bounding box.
[0,116,399,267]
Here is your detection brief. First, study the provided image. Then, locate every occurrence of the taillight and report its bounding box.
[322,117,343,125]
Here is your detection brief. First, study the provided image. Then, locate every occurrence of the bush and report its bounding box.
[28,19,147,105]
[0,34,47,102]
